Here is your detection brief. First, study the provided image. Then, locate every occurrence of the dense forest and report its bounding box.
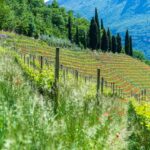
[0,0,133,55]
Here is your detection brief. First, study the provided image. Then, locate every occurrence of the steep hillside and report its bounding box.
[2,31,150,99]
[46,0,150,58]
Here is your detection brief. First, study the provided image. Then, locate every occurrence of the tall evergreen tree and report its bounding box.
[68,16,72,42]
[101,28,108,52]
[95,8,100,29]
[112,36,117,53]
[89,17,99,50]
[107,28,112,51]
[83,31,87,49]
[75,26,79,45]
[129,36,133,56]
[101,19,104,30]
[95,8,100,49]
[125,30,130,55]
[116,33,122,53]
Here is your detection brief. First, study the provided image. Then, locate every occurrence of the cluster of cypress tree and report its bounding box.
[88,8,123,54]
[67,8,133,56]
[67,15,87,49]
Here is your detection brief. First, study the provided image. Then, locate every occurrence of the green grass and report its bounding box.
[0,48,129,149]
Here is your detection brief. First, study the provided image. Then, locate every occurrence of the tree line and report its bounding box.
[0,0,89,45]
[0,0,133,56]
[68,8,133,56]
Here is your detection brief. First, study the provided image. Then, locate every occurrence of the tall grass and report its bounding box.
[0,48,128,149]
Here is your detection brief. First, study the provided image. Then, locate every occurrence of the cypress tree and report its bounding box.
[95,8,100,29]
[101,28,108,52]
[83,31,87,49]
[101,19,104,30]
[89,17,99,50]
[68,16,72,42]
[125,30,130,55]
[116,33,122,53]
[129,36,133,56]
[107,28,112,51]
[95,8,100,49]
[112,36,117,53]
[75,26,79,45]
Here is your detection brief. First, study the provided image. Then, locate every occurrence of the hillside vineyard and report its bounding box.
[3,32,150,100]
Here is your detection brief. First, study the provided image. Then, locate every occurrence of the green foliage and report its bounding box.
[75,26,79,45]
[133,50,150,66]
[101,28,109,52]
[14,53,54,93]
[125,30,133,56]
[128,100,150,149]
[125,30,130,55]
[67,16,72,42]
[89,17,99,50]
[101,19,104,30]
[0,0,89,46]
[0,0,134,55]
[133,50,145,60]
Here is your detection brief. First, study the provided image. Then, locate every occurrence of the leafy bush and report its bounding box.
[133,50,145,61]
[40,35,82,51]
[14,53,54,93]
[128,99,150,149]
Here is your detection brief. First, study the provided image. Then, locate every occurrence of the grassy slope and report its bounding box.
[0,48,129,149]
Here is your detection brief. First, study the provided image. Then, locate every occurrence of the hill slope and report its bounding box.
[46,0,150,58]
[2,31,150,99]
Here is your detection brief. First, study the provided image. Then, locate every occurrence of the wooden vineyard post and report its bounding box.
[24,54,26,64]
[112,83,115,95]
[111,82,113,92]
[96,69,100,103]
[55,48,59,82]
[75,70,79,81]
[66,67,68,79]
[63,68,66,83]
[118,87,120,96]
[144,89,147,100]
[141,90,143,100]
[121,89,123,98]
[101,77,104,94]
[27,57,30,67]
[29,54,32,66]
[53,47,60,114]
[115,85,118,95]
[40,56,43,71]
[33,55,35,69]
